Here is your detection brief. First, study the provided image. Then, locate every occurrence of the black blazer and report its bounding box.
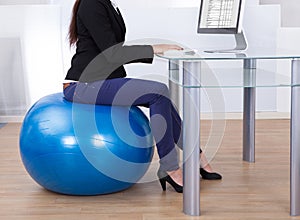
[65,0,154,82]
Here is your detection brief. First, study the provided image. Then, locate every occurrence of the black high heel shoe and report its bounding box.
[157,170,183,193]
[200,168,222,180]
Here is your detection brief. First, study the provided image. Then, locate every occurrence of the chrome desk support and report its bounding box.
[182,61,201,216]
[290,59,300,216]
[243,59,256,162]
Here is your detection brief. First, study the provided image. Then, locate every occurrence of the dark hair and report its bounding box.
[68,0,81,47]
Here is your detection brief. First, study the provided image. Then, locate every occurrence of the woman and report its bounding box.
[63,0,221,193]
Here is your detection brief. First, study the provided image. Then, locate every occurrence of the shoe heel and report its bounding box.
[159,178,166,191]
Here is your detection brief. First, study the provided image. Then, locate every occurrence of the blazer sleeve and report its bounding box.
[78,0,154,65]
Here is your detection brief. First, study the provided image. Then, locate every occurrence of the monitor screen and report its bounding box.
[197,0,243,34]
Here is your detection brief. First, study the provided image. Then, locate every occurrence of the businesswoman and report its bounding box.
[63,0,221,193]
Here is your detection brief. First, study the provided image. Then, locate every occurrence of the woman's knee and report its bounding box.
[153,82,170,98]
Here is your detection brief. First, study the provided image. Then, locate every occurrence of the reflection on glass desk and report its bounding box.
[160,47,300,61]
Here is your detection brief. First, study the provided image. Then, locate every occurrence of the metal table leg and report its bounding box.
[243,59,256,162]
[182,61,201,216]
[169,60,181,110]
[290,59,300,216]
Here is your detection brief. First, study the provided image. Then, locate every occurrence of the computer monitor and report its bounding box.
[197,0,247,53]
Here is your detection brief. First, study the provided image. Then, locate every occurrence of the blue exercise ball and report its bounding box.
[19,93,154,195]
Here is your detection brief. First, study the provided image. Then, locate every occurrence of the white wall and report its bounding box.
[0,38,28,116]
[260,0,300,27]
[0,0,50,4]
[0,5,63,122]
[260,0,300,113]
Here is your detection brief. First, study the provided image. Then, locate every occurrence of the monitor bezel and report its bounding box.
[197,0,244,34]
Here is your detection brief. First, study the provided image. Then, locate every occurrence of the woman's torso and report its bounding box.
[65,0,127,82]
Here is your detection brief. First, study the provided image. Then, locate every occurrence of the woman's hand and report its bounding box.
[152,44,183,55]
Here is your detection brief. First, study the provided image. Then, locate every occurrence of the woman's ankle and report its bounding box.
[167,168,183,186]
[201,164,213,172]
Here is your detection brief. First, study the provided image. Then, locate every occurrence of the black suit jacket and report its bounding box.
[65,0,154,82]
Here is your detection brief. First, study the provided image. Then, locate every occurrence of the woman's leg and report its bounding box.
[170,103,218,173]
[64,78,179,172]
[171,105,202,154]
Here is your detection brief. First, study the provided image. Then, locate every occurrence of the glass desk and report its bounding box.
[157,49,300,216]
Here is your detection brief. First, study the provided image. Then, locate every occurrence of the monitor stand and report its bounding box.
[204,31,248,53]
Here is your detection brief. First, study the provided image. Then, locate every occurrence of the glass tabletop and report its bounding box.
[156,47,300,60]
[159,47,300,88]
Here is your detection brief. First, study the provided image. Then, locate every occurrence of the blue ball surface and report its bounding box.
[19,93,154,195]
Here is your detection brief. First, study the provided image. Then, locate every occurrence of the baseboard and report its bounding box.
[0,116,24,123]
[201,112,290,120]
